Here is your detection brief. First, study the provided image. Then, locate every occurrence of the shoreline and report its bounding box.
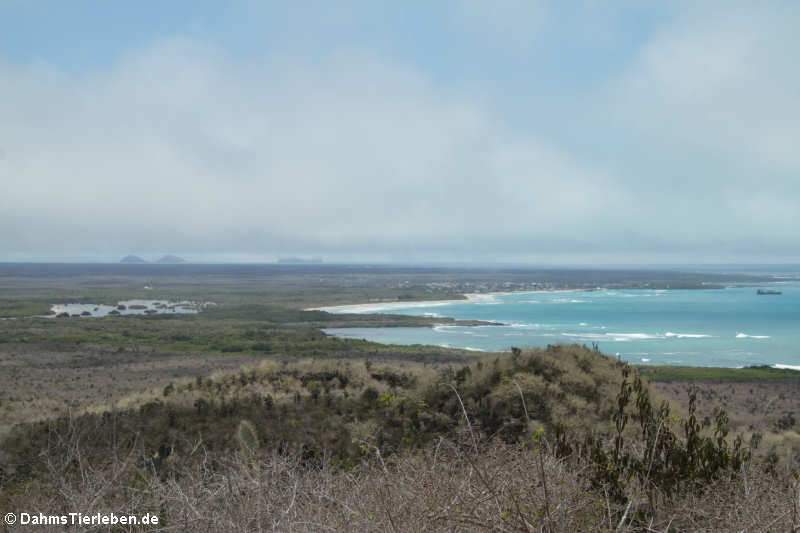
[304,288,584,313]
[310,289,800,373]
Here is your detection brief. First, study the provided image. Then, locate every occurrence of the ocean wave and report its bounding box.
[562,332,663,342]
[463,346,485,352]
[562,333,605,340]
[330,301,453,314]
[469,294,498,303]
[451,330,488,337]
[508,322,546,328]
[774,363,800,371]
[579,322,588,326]
[664,332,713,338]
[641,358,651,362]
[736,332,770,339]
[606,333,663,340]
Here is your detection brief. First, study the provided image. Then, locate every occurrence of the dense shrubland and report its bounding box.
[2,345,798,531]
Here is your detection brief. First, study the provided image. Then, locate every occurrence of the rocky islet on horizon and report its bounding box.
[119,254,187,264]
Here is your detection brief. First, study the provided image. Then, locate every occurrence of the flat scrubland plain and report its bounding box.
[0,264,798,532]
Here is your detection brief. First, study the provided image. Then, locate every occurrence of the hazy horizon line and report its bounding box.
[1,259,799,269]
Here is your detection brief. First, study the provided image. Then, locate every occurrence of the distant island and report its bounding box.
[277,257,323,264]
[119,254,187,264]
[155,254,187,264]
[120,255,147,264]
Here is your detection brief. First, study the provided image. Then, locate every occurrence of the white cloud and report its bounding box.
[613,4,800,175]
[450,0,548,47]
[0,38,627,259]
[1,2,799,263]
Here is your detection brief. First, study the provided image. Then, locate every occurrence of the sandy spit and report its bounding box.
[304,289,585,313]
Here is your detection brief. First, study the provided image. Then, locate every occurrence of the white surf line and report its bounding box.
[736,332,770,339]
[304,288,589,313]
[304,296,474,313]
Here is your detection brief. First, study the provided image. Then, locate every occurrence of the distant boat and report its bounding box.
[757,289,782,295]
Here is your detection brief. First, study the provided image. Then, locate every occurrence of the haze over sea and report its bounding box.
[325,283,800,369]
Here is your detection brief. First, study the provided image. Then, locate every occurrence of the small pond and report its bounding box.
[48,299,215,318]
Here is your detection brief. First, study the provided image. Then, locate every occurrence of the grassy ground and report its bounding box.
[0,315,485,435]
[2,346,797,532]
[640,364,800,381]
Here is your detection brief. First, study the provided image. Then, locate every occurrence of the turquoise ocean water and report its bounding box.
[324,284,800,368]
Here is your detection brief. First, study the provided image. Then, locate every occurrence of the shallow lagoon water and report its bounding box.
[49,299,207,317]
[324,285,800,368]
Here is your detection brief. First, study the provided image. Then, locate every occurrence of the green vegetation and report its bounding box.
[641,364,800,382]
[1,347,796,531]
[0,265,797,531]
[0,263,772,320]
[3,345,632,474]
[0,312,484,360]
[0,298,52,317]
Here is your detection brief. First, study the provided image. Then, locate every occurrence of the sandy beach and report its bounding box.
[304,289,583,313]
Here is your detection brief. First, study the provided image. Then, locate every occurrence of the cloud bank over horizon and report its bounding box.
[1,2,798,264]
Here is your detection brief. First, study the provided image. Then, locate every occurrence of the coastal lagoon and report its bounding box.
[48,299,209,317]
[324,285,800,368]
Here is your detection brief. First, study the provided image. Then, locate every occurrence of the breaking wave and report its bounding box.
[736,332,770,339]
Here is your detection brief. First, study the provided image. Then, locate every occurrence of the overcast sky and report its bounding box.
[1,1,798,264]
